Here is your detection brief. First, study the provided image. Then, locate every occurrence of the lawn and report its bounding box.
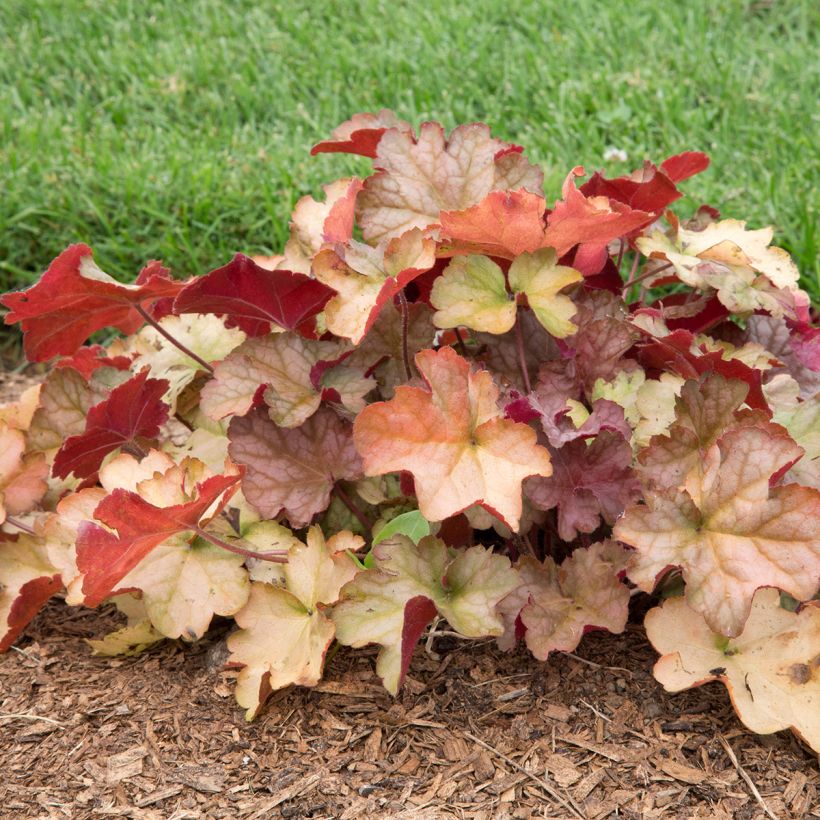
[0,0,817,300]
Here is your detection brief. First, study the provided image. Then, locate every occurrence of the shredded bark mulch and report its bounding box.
[2,601,817,819]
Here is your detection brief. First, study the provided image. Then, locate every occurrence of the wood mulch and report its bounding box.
[1,369,818,819]
[1,601,817,819]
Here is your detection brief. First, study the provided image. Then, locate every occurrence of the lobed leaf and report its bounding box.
[357,122,543,244]
[52,369,171,480]
[0,534,62,651]
[227,526,361,718]
[617,423,820,636]
[333,535,519,693]
[516,541,631,660]
[645,589,820,753]
[313,228,436,344]
[228,407,362,527]
[173,253,334,338]
[1,245,184,361]
[76,461,240,607]
[353,346,553,530]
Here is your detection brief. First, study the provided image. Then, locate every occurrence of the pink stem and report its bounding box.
[134,304,214,373]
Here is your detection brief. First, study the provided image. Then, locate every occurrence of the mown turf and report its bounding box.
[1,0,817,298]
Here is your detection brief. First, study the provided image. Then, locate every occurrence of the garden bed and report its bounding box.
[2,575,816,818]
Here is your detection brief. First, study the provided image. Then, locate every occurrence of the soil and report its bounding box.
[1,372,818,819]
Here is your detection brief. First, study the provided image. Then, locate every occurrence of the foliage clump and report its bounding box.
[1,112,818,751]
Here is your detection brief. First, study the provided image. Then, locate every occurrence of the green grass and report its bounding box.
[1,0,818,301]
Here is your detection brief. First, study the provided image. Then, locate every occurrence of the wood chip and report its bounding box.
[443,736,470,761]
[105,746,146,784]
[171,765,226,794]
[558,734,624,762]
[472,750,495,782]
[783,771,807,805]
[544,754,582,787]
[247,772,321,818]
[573,767,607,801]
[135,786,183,807]
[659,759,708,785]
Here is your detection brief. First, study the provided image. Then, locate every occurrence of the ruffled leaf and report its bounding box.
[516,541,630,659]
[228,407,362,527]
[357,122,543,244]
[353,347,552,530]
[76,460,240,606]
[1,244,184,361]
[313,228,436,344]
[645,589,820,753]
[173,253,334,338]
[333,535,519,693]
[52,369,171,480]
[227,526,361,718]
[616,424,820,636]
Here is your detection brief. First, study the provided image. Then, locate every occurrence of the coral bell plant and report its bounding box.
[1,111,818,752]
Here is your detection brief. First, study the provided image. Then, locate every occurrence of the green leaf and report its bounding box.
[373,509,431,547]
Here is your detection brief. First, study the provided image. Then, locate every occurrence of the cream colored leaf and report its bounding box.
[120,536,249,640]
[131,314,246,407]
[617,424,820,636]
[279,178,362,274]
[646,589,820,752]
[229,583,335,719]
[226,526,361,718]
[507,249,582,338]
[358,122,542,244]
[86,594,164,656]
[313,228,436,344]
[333,535,519,694]
[200,334,338,426]
[431,254,515,333]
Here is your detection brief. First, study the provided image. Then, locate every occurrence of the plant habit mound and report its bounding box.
[1,112,818,752]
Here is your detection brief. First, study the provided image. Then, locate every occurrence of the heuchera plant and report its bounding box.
[1,111,818,751]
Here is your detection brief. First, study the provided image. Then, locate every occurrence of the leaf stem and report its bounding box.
[3,516,36,535]
[396,290,413,382]
[615,239,626,270]
[191,525,288,563]
[622,262,673,297]
[453,327,469,358]
[513,310,532,394]
[120,441,148,460]
[331,484,373,533]
[134,304,214,374]
[624,252,640,288]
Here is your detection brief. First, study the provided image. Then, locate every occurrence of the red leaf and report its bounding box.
[656,294,730,335]
[174,254,334,338]
[1,244,184,361]
[580,153,708,215]
[52,370,170,480]
[636,328,769,413]
[527,432,640,541]
[76,472,240,607]
[55,345,133,380]
[398,596,438,690]
[581,162,682,214]
[1,574,62,652]
[786,319,820,372]
[311,110,414,158]
[542,168,654,257]
[660,151,710,183]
